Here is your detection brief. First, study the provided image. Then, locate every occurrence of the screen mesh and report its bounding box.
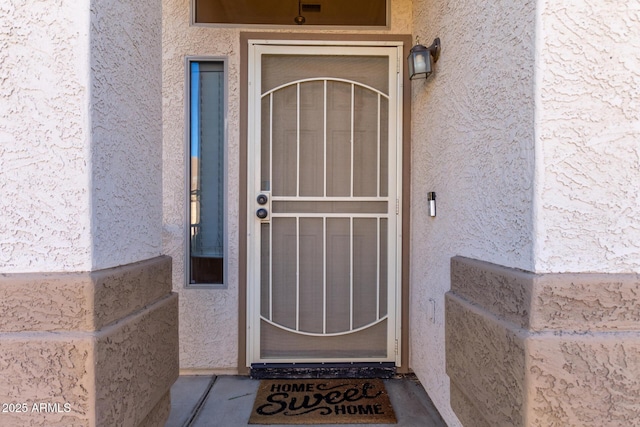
[259,53,391,360]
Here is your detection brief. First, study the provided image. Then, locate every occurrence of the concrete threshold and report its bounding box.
[165,375,447,427]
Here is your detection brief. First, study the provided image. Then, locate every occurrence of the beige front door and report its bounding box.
[247,41,403,365]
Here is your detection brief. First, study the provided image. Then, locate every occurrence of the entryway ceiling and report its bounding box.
[195,0,387,26]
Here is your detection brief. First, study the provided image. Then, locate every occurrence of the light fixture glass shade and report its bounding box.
[408,45,432,80]
[408,49,432,79]
[407,38,440,80]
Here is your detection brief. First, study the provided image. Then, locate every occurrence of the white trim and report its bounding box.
[393,45,404,366]
[377,217,381,320]
[247,41,403,366]
[349,216,354,330]
[323,80,328,198]
[247,39,402,47]
[296,217,300,331]
[246,45,260,363]
[272,196,389,201]
[296,83,301,197]
[262,77,390,99]
[322,216,327,334]
[350,84,355,198]
[270,213,389,219]
[377,94,382,197]
[260,315,389,337]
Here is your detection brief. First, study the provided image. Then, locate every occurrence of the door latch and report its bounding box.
[256,192,270,222]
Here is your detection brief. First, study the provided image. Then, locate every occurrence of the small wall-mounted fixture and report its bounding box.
[428,192,436,217]
[408,37,441,80]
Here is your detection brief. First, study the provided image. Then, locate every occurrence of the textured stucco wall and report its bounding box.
[95,293,178,426]
[162,0,241,370]
[0,256,178,426]
[0,336,94,426]
[0,1,92,273]
[162,0,413,370]
[534,0,640,273]
[447,293,527,426]
[409,0,536,425]
[447,256,640,426]
[90,0,164,270]
[1,0,163,273]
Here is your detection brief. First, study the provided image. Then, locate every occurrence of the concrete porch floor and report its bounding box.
[165,375,447,427]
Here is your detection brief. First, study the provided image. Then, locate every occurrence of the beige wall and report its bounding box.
[162,0,413,372]
[162,1,640,426]
[409,0,536,424]
[2,0,637,425]
[1,0,176,425]
[89,0,164,270]
[410,0,640,424]
[1,0,92,272]
[0,257,178,427]
[1,0,164,274]
[535,0,640,274]
[447,257,640,426]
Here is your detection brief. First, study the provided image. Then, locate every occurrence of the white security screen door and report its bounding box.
[247,41,402,365]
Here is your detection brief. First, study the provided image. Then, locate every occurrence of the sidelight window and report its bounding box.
[188,59,227,287]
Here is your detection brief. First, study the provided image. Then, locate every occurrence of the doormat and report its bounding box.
[249,379,397,424]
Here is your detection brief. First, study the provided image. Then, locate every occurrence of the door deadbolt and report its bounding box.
[256,208,268,219]
[257,194,268,205]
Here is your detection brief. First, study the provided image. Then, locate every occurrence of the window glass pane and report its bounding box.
[190,61,225,285]
[195,0,387,27]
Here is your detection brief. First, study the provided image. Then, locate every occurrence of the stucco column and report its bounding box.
[0,1,177,426]
[410,0,639,426]
[447,257,640,426]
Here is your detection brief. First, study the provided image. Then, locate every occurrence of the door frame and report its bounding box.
[238,33,413,373]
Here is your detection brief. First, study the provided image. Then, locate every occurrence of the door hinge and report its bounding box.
[396,199,399,215]
[394,339,399,355]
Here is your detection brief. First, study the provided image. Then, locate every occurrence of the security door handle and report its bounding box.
[256,208,268,219]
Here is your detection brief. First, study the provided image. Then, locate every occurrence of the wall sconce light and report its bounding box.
[408,37,441,80]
